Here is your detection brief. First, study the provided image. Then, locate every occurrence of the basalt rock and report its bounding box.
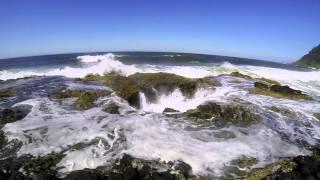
[251,81,311,100]
[163,108,179,113]
[0,153,64,180]
[0,105,31,149]
[246,155,320,180]
[186,102,222,119]
[48,86,110,110]
[186,102,260,127]
[102,73,141,108]
[0,105,32,125]
[128,72,198,99]
[64,154,192,180]
[82,72,220,108]
[103,102,120,114]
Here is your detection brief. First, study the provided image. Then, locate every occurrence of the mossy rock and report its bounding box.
[102,73,141,107]
[245,159,296,180]
[0,88,15,98]
[270,106,296,118]
[83,73,102,81]
[81,72,220,108]
[230,156,258,170]
[196,76,221,87]
[75,92,99,110]
[246,155,320,180]
[314,113,320,120]
[251,82,312,100]
[186,102,260,127]
[48,86,83,99]
[186,102,222,120]
[128,72,198,98]
[230,72,253,79]
[257,78,280,85]
[220,104,260,127]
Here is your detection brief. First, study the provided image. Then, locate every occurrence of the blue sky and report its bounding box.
[0,0,319,62]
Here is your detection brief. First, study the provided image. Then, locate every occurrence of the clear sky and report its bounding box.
[0,0,319,62]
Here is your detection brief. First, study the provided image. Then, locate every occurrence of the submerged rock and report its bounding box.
[270,106,297,118]
[48,86,83,99]
[0,88,15,99]
[250,81,311,100]
[103,102,120,114]
[213,130,236,139]
[314,113,320,120]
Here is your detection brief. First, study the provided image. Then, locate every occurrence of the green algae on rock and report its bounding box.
[75,91,99,110]
[81,72,220,107]
[230,72,253,80]
[0,88,15,99]
[186,102,260,127]
[128,72,198,98]
[245,155,320,180]
[250,81,311,100]
[257,77,280,85]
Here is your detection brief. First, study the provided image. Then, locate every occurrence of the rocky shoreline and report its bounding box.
[0,72,319,180]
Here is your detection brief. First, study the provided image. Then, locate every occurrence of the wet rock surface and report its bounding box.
[245,155,320,180]
[185,102,260,127]
[82,72,220,107]
[251,81,311,100]
[0,153,193,180]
